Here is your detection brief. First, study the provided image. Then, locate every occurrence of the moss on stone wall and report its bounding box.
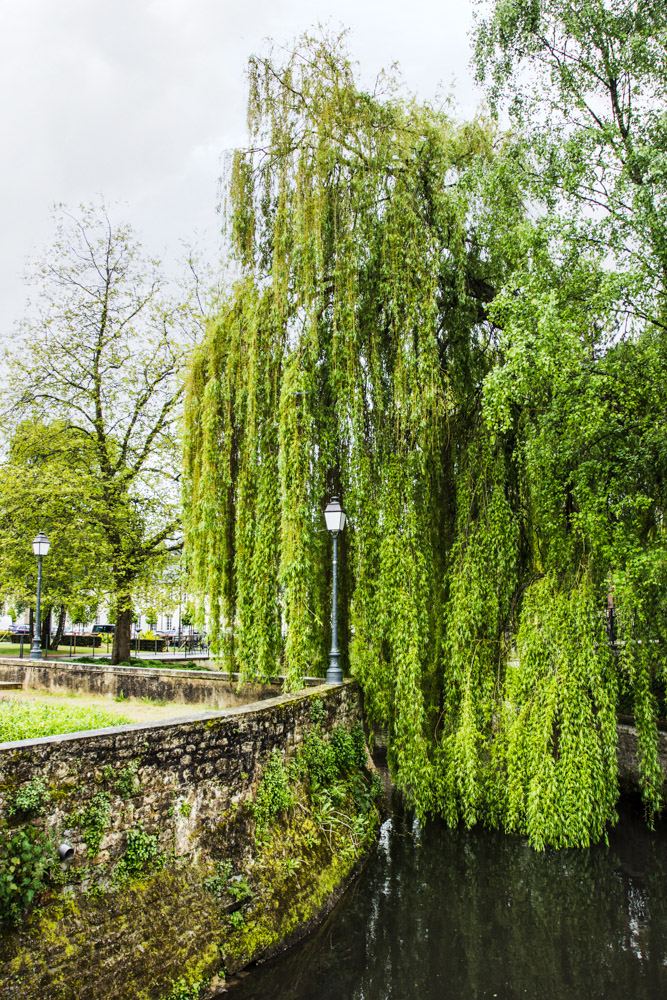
[220,724,381,973]
[0,684,379,999]
[1,868,225,1000]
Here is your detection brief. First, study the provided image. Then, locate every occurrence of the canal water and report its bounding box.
[225,797,667,999]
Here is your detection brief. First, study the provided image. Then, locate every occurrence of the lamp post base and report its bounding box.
[29,640,43,661]
[326,655,343,684]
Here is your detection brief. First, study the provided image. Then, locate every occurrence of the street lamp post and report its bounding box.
[30,532,50,661]
[324,497,346,684]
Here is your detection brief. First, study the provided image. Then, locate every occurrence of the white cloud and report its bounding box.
[0,0,482,338]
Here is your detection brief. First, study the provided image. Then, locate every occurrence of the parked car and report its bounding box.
[92,624,115,634]
[13,624,31,634]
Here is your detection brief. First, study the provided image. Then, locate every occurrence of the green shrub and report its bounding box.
[299,723,365,789]
[251,725,376,845]
[114,827,163,882]
[298,729,338,788]
[0,825,54,924]
[102,761,140,799]
[165,978,205,1000]
[228,909,245,929]
[10,778,50,817]
[61,634,102,647]
[309,697,326,725]
[252,750,295,838]
[131,637,167,651]
[203,859,233,898]
[330,724,366,773]
[227,874,252,903]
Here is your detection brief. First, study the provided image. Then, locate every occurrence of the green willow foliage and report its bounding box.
[184,34,666,848]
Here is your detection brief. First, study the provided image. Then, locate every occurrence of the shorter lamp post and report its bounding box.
[30,532,50,661]
[324,497,346,684]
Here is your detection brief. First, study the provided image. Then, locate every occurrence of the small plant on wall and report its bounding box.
[75,793,112,857]
[113,827,164,884]
[0,824,54,924]
[9,778,51,817]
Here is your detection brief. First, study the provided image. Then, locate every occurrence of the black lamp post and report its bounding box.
[30,532,50,661]
[324,497,346,684]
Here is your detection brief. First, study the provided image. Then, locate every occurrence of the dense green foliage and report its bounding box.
[251,749,297,840]
[0,699,131,741]
[9,778,51,818]
[75,793,112,856]
[113,827,164,882]
[0,825,54,924]
[3,205,197,663]
[184,25,667,848]
[472,0,667,833]
[474,0,667,324]
[0,420,110,647]
[219,718,381,976]
[251,723,380,850]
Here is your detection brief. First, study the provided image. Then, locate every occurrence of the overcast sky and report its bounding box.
[0,0,483,338]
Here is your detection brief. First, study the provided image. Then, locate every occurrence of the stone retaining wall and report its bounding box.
[0,657,282,709]
[2,665,664,1000]
[0,680,370,1000]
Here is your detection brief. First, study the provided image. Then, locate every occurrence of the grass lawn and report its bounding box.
[0,696,132,742]
[0,640,115,659]
[0,689,219,743]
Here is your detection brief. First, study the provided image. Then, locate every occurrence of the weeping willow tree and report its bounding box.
[184,33,667,848]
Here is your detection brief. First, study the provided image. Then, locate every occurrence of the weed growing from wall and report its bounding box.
[0,825,54,924]
[114,827,164,883]
[75,793,112,857]
[9,778,51,817]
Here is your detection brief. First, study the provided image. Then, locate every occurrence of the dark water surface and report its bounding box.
[225,799,667,1000]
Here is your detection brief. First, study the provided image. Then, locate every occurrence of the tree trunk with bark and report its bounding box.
[49,606,67,650]
[41,608,51,651]
[112,595,133,664]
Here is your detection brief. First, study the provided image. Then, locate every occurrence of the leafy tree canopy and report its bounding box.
[0,420,110,642]
[3,204,198,662]
[474,0,667,327]
[474,0,667,827]
[184,28,667,848]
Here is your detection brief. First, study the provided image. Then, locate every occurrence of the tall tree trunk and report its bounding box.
[41,607,51,651]
[112,592,132,664]
[50,606,67,650]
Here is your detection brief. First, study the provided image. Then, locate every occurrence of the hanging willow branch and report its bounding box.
[184,32,667,849]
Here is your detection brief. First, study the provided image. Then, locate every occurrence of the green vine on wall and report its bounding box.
[113,827,164,883]
[0,824,54,924]
[75,793,112,857]
[9,778,51,818]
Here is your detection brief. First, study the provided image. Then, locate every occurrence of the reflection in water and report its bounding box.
[225,799,667,1000]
